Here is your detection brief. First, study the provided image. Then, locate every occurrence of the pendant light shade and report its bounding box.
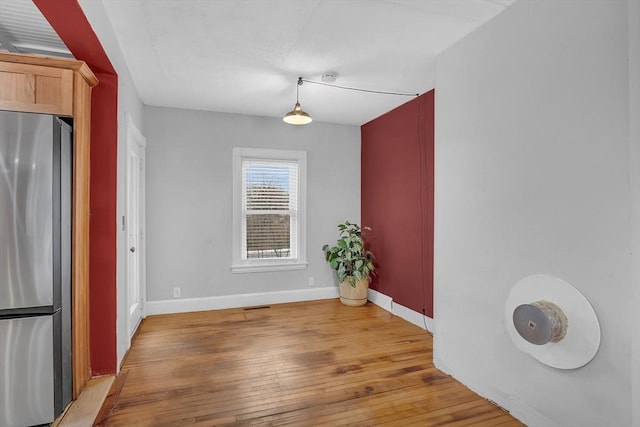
[283,77,312,125]
[283,102,312,125]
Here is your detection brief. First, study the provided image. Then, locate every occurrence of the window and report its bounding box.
[232,148,307,272]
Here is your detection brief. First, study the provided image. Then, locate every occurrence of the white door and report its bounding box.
[126,117,146,341]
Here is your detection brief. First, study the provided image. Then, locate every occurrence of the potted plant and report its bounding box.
[322,221,375,306]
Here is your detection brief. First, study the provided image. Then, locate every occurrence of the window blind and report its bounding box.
[241,159,298,260]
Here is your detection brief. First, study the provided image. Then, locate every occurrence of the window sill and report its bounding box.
[231,261,308,274]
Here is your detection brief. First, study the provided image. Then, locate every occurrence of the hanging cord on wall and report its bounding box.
[300,78,419,97]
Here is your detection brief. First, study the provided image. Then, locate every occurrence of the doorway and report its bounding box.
[125,116,146,343]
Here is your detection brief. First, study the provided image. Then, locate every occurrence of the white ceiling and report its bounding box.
[0,0,515,126]
[0,0,71,57]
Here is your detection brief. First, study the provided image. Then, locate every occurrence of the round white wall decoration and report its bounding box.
[505,274,601,369]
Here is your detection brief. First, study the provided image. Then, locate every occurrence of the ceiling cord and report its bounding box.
[300,79,419,97]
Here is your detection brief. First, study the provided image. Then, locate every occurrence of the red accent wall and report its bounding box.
[361,91,434,317]
[34,0,119,375]
[86,73,118,375]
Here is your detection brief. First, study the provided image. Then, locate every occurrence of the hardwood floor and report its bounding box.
[101,299,524,426]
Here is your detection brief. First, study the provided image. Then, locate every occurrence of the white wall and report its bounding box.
[78,0,145,370]
[435,1,634,426]
[144,106,360,304]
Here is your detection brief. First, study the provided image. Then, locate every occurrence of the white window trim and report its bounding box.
[231,147,308,273]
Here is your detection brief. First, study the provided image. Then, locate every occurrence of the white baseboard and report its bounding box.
[367,288,393,311]
[146,287,433,334]
[368,288,434,333]
[146,286,340,316]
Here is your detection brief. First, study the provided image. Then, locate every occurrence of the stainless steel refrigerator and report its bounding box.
[0,111,73,427]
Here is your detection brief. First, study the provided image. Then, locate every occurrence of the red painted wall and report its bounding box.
[34,0,119,374]
[361,91,434,317]
[86,73,118,375]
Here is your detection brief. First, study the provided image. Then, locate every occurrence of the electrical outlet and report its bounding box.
[173,287,181,298]
[308,277,314,287]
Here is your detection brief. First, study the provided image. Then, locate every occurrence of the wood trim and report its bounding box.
[95,372,127,426]
[0,57,91,116]
[71,70,93,398]
[54,376,115,427]
[0,52,98,86]
[0,101,66,115]
[0,60,73,78]
[75,62,99,88]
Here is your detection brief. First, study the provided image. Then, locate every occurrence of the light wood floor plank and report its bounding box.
[57,375,114,426]
[101,299,523,426]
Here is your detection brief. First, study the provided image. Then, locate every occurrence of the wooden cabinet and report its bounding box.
[0,52,98,398]
[0,61,73,114]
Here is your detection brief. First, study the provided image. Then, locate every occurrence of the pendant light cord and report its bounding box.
[300,78,419,97]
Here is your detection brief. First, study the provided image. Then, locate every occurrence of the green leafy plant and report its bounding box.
[322,221,375,287]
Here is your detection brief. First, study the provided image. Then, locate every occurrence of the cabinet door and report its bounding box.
[0,62,73,116]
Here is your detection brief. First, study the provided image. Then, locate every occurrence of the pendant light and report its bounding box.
[283,77,312,125]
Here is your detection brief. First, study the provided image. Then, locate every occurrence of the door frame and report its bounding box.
[125,114,146,345]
